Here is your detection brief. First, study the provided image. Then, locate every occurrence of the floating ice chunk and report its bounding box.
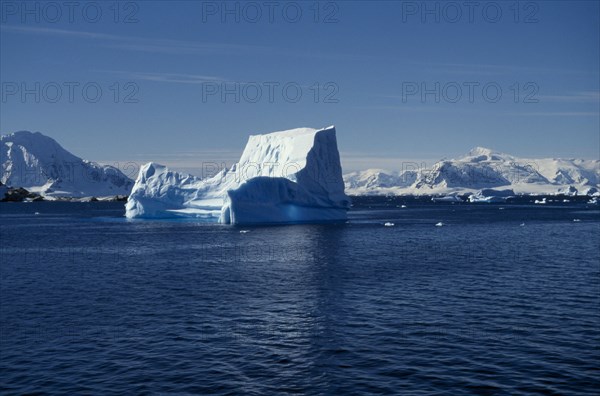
[125,163,217,219]
[435,222,444,227]
[468,189,514,203]
[126,126,350,225]
[573,219,581,222]
[384,222,395,227]
[432,195,462,203]
[534,198,547,204]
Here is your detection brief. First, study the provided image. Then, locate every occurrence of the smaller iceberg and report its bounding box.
[125,163,220,219]
[468,189,515,203]
[431,194,463,203]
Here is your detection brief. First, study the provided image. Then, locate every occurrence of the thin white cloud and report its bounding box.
[1,25,360,60]
[536,91,600,103]
[409,61,595,76]
[100,70,335,88]
[97,150,242,178]
[104,71,227,84]
[352,104,454,112]
[1,25,117,40]
[511,112,599,117]
[1,25,268,54]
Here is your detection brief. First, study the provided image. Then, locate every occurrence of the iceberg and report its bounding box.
[126,126,351,225]
[124,163,219,219]
[431,194,463,203]
[468,188,515,203]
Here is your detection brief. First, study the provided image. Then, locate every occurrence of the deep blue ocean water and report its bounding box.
[1,199,599,395]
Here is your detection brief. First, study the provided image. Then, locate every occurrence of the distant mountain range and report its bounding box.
[344,147,599,196]
[1,132,598,199]
[1,131,133,198]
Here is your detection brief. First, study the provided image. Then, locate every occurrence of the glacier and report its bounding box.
[126,126,351,225]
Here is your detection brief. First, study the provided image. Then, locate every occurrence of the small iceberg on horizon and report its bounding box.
[468,189,514,203]
[432,194,463,203]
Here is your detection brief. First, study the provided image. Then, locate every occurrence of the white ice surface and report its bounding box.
[126,126,350,224]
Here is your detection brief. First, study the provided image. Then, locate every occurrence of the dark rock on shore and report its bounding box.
[1,187,44,202]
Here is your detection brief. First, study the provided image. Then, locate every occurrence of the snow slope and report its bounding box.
[126,126,350,224]
[1,131,133,198]
[343,169,417,190]
[344,147,599,196]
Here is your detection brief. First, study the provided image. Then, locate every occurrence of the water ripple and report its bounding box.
[1,201,599,394]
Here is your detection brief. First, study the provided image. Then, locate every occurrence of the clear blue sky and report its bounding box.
[1,0,598,173]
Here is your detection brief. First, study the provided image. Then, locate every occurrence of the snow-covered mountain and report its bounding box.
[1,131,133,198]
[344,147,599,196]
[343,169,418,190]
[3,131,597,200]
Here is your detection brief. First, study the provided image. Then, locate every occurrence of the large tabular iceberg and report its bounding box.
[125,126,350,224]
